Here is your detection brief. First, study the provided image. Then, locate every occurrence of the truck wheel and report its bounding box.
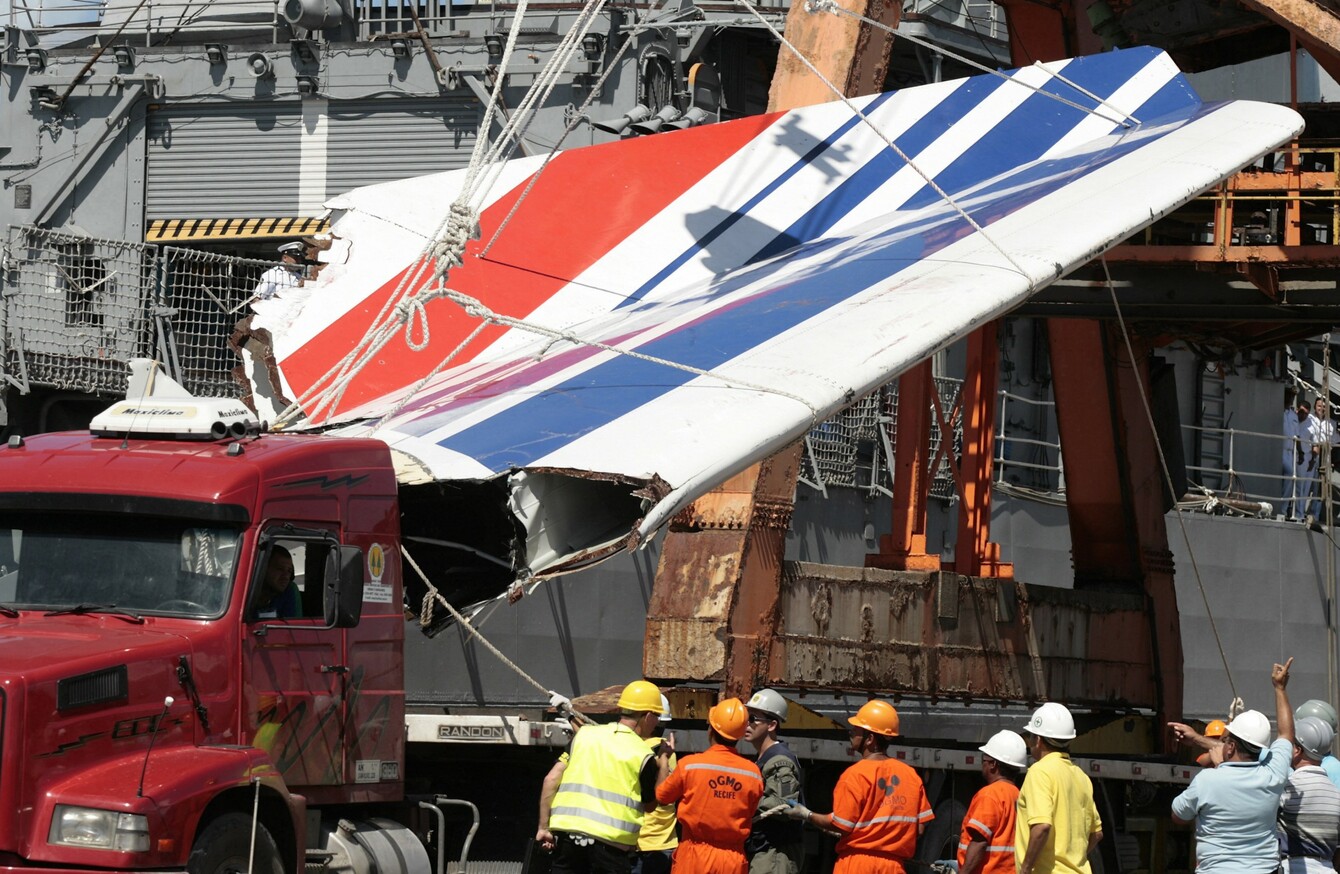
[188,813,284,874]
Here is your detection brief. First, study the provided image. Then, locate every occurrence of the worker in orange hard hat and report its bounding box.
[1167,718,1230,768]
[785,700,933,874]
[1197,720,1228,768]
[655,697,764,874]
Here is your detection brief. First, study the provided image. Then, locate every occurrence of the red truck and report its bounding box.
[0,373,432,874]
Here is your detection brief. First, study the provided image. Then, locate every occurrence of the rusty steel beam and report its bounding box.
[765,0,899,111]
[868,361,942,572]
[950,324,1013,579]
[771,562,1160,708]
[1105,244,1340,264]
[1047,319,1183,741]
[643,446,802,695]
[1234,0,1340,83]
[993,0,1076,64]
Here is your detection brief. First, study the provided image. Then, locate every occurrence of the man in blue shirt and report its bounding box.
[1172,658,1296,873]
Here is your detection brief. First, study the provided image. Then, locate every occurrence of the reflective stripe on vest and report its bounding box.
[832,813,924,829]
[549,723,651,846]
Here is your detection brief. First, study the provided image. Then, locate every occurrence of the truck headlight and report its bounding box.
[49,806,150,852]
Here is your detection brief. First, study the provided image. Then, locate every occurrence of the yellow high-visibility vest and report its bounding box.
[550,723,652,846]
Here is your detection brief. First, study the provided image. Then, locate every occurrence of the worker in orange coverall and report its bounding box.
[785,700,933,874]
[655,698,764,874]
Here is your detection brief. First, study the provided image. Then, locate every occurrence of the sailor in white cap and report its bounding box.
[252,241,307,303]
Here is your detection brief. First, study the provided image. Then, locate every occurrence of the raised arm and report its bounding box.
[1274,657,1295,744]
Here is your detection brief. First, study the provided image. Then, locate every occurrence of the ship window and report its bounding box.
[53,242,109,329]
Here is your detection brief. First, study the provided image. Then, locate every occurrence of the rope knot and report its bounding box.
[395,297,432,351]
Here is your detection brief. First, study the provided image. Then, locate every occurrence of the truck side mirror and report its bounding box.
[323,546,364,628]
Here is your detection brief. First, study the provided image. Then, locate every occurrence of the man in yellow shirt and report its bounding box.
[636,695,678,874]
[1016,703,1103,874]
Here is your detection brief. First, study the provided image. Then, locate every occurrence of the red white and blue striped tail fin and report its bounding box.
[250,46,1302,578]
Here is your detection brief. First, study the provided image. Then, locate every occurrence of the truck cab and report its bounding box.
[0,374,412,874]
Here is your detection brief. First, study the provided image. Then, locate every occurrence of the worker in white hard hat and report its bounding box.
[635,695,678,874]
[1171,657,1297,874]
[251,240,307,304]
[1295,698,1340,789]
[1015,702,1103,874]
[1278,715,1340,873]
[743,688,804,874]
[957,730,1026,874]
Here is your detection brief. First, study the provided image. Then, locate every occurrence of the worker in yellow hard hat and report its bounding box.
[784,700,933,874]
[536,680,665,874]
[654,697,764,874]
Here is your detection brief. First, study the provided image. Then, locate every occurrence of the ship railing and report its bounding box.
[801,377,1062,500]
[8,0,279,46]
[902,0,1006,40]
[354,0,791,40]
[1,226,159,398]
[994,389,1063,495]
[1107,141,1340,262]
[1,226,271,403]
[156,246,277,398]
[1182,421,1332,518]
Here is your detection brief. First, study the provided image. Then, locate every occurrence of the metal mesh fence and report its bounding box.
[158,247,273,398]
[800,376,965,499]
[2,227,275,402]
[2,227,158,396]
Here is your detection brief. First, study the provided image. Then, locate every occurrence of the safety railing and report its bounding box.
[800,376,964,500]
[2,226,158,396]
[7,0,278,45]
[158,246,275,397]
[2,226,267,401]
[1182,422,1333,517]
[994,390,1062,494]
[905,0,1006,41]
[1107,142,1340,263]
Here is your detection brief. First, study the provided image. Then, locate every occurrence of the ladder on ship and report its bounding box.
[1197,362,1228,492]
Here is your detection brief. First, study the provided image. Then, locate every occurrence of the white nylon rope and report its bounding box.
[402,544,596,726]
[276,0,616,427]
[1101,257,1240,705]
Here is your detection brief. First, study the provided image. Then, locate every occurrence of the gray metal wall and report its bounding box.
[146,96,481,218]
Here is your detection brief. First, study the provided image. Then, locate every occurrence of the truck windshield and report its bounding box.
[0,512,240,617]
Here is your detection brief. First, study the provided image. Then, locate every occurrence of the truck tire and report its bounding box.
[188,812,285,874]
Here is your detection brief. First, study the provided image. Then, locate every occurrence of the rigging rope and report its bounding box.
[401,544,595,726]
[1100,257,1240,707]
[272,0,605,427]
